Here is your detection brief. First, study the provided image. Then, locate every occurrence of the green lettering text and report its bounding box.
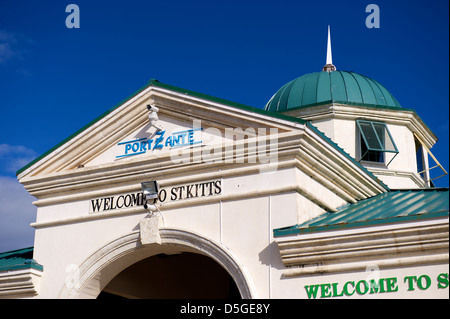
[437,273,449,289]
[343,281,355,296]
[304,285,320,299]
[332,282,344,297]
[320,283,332,298]
[386,277,398,292]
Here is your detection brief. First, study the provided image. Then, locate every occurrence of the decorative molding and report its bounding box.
[26,128,388,230]
[0,268,42,298]
[23,129,385,203]
[299,127,386,199]
[276,220,449,277]
[22,132,302,198]
[28,131,386,204]
[282,103,437,149]
[367,167,427,188]
[152,89,303,132]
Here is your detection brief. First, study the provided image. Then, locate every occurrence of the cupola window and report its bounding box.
[356,119,398,165]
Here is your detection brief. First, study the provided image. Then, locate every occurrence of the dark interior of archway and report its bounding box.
[97,252,241,299]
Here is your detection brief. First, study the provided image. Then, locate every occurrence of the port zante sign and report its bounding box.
[89,180,221,213]
[116,128,202,159]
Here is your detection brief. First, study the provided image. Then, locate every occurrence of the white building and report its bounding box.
[1,37,448,299]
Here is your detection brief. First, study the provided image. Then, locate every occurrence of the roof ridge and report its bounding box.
[0,246,34,257]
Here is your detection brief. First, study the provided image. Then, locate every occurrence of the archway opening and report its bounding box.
[97,252,241,299]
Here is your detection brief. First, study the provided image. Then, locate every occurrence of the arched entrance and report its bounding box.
[97,252,241,299]
[59,228,255,299]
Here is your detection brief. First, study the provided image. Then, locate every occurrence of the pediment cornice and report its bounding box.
[17,85,302,180]
[282,103,437,149]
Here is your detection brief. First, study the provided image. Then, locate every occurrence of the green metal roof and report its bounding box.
[274,188,449,237]
[265,71,402,112]
[0,247,43,272]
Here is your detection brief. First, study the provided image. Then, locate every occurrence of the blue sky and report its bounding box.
[0,0,448,252]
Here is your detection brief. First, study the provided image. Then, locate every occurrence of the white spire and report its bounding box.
[323,25,336,72]
[326,25,333,65]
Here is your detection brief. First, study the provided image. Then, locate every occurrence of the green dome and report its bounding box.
[265,71,401,112]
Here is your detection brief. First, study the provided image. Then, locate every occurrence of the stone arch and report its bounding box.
[59,228,256,299]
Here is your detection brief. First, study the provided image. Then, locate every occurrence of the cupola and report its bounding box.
[264,26,446,189]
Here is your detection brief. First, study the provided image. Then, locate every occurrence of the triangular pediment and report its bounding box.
[17,80,389,209]
[17,80,300,179]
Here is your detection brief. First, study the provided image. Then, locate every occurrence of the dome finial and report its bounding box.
[323,25,336,72]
